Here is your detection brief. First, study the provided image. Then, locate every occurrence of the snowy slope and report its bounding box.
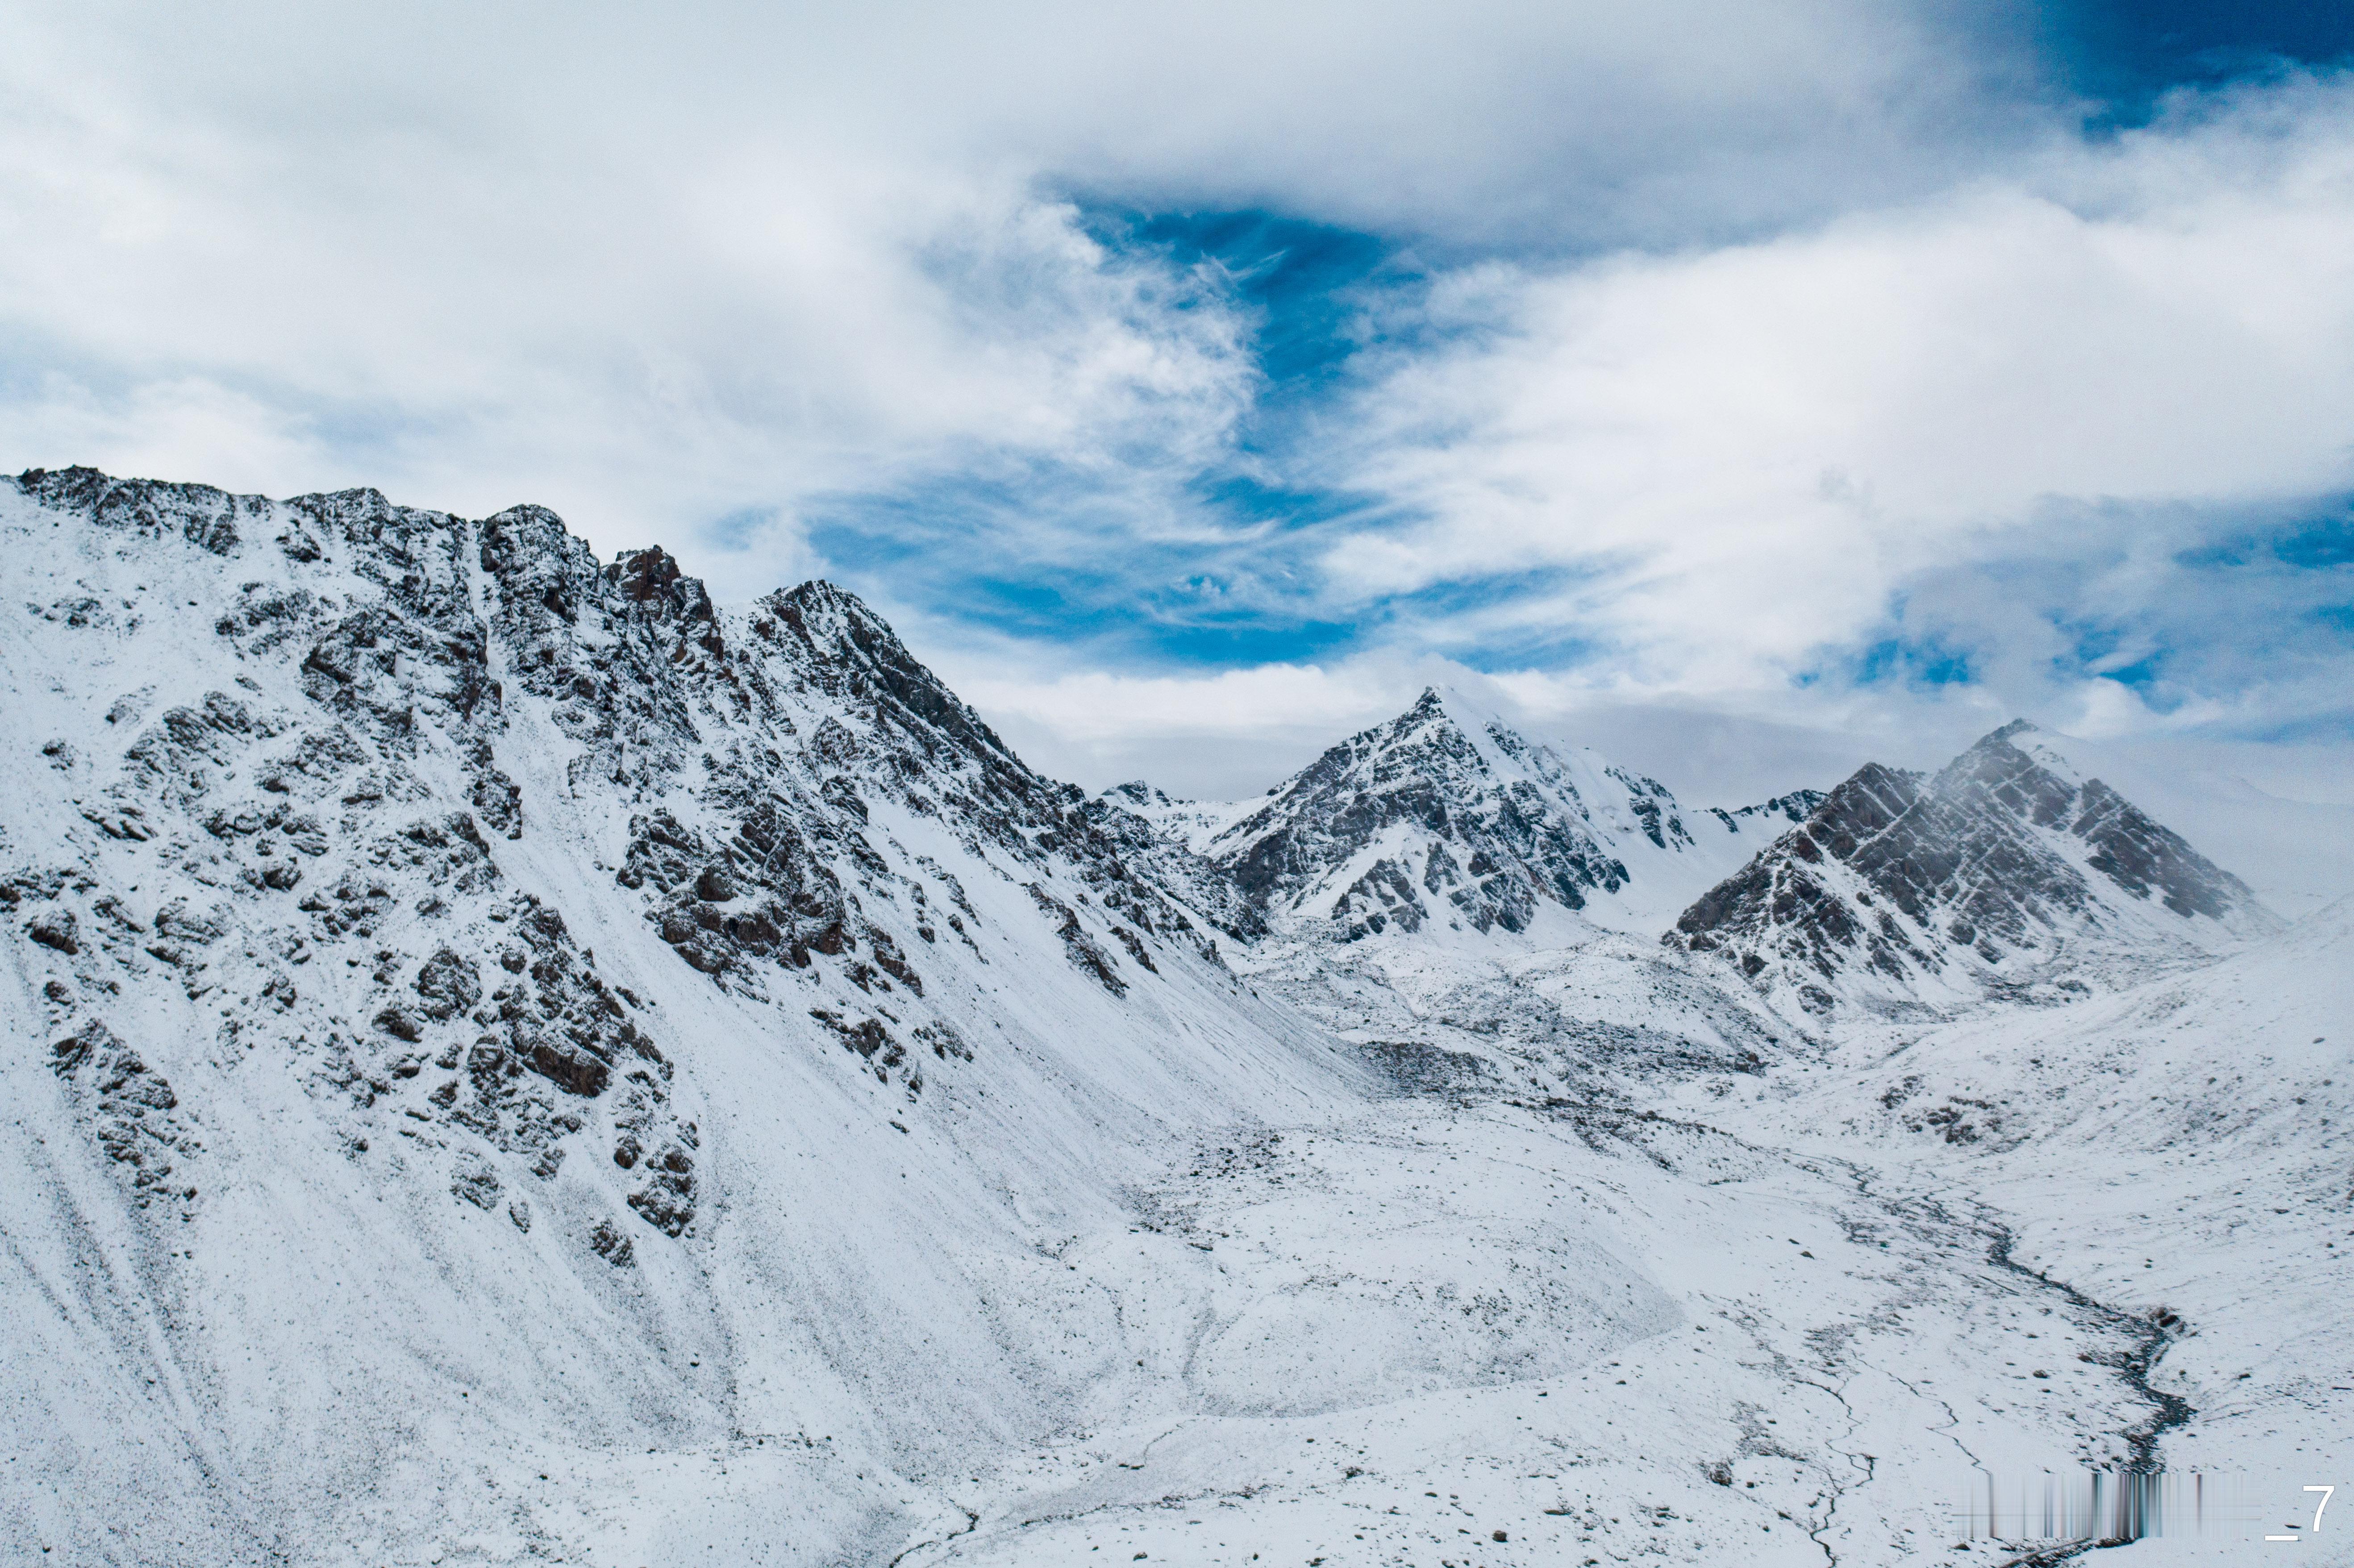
[1093,780,1259,855]
[1121,688,1825,1093]
[1650,896,2354,1559]
[2009,728,2354,923]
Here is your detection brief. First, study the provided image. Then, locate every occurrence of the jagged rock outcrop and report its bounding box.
[1668,720,2272,1015]
[15,471,696,1244]
[50,1018,196,1213]
[1078,786,1264,944]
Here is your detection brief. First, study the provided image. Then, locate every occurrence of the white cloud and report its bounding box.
[936,652,1425,799]
[0,14,1258,545]
[1315,81,2354,701]
[0,0,2043,540]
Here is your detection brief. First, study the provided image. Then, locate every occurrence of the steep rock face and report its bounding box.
[17,473,689,1228]
[1074,787,1265,944]
[1202,688,1744,940]
[1667,721,2271,1015]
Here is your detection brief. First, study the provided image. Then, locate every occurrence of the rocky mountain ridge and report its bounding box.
[11,467,1250,1114]
[1666,720,2274,1018]
[3,466,1381,1564]
[1132,682,2275,1028]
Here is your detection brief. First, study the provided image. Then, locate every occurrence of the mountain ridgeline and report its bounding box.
[1204,688,1697,939]
[1144,684,2262,1023]
[4,469,2267,1147]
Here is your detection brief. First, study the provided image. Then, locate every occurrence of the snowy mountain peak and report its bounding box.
[1668,719,2273,1017]
[1705,789,1827,836]
[606,543,720,628]
[1980,715,2040,747]
[1200,686,1776,941]
[758,578,1031,782]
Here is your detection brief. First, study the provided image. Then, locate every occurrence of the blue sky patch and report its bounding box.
[2175,501,2354,570]
[1853,636,1978,690]
[2046,0,2354,126]
[1080,207,1416,413]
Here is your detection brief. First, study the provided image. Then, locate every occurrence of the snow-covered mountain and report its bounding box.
[1667,719,2276,1019]
[1093,779,1257,853]
[1092,693,1831,1103]
[1100,687,2288,1096]
[7,467,2342,1567]
[1197,686,1808,942]
[0,467,1371,1563]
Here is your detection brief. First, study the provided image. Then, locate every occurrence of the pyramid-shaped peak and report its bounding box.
[1671,716,2269,1013]
[1340,683,1513,766]
[1202,678,1720,937]
[769,579,916,652]
[781,577,871,614]
[1974,717,2040,749]
[1396,683,1520,737]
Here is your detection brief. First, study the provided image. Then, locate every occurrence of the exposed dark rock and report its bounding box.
[1027,883,1126,995]
[27,907,78,955]
[50,1020,196,1210]
[809,1009,912,1086]
[588,1217,635,1267]
[1707,791,1827,834]
[1075,792,1264,942]
[451,1156,503,1210]
[17,466,245,556]
[1669,722,2266,1009]
[626,1142,696,1236]
[1333,857,1430,940]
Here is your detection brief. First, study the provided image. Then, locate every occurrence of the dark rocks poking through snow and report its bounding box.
[11,466,1260,1267]
[14,473,715,1243]
[1205,688,1687,938]
[52,1020,198,1212]
[1706,791,1826,835]
[1027,883,1128,995]
[1669,721,2268,1012]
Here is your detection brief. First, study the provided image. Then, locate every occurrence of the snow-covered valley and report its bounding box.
[4,470,2348,1568]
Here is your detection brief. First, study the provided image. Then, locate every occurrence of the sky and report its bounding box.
[5,0,2354,812]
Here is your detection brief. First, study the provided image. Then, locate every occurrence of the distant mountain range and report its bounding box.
[1094,685,2266,1032]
